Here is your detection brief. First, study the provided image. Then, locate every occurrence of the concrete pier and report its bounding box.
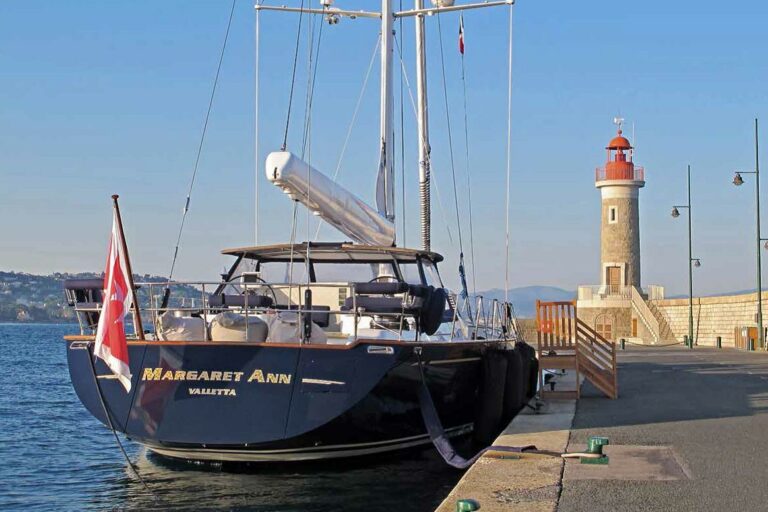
[438,346,768,511]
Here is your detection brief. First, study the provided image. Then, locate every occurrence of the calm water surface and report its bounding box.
[0,324,464,511]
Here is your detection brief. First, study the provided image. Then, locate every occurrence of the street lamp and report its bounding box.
[731,118,765,350]
[672,164,699,348]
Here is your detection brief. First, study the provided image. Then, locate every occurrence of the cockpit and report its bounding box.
[65,243,471,345]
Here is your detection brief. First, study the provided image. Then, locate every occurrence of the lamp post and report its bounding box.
[672,164,700,348]
[732,118,766,350]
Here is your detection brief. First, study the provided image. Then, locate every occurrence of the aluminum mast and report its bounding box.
[376,0,396,228]
[414,0,431,252]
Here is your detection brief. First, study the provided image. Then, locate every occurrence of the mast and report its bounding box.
[415,0,431,251]
[377,0,396,228]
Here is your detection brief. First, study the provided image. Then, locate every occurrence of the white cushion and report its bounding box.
[264,311,327,344]
[210,312,268,342]
[157,312,206,341]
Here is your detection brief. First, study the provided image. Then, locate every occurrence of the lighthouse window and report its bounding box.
[608,206,618,224]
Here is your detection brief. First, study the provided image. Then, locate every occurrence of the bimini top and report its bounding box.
[221,242,444,263]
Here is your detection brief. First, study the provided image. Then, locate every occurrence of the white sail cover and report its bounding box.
[266,151,395,246]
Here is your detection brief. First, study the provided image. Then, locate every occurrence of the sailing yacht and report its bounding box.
[64,0,536,463]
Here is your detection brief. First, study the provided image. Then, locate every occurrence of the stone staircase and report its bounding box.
[647,300,675,341]
[630,286,674,343]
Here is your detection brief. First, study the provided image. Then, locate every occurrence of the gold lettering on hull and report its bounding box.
[247,369,292,384]
[141,367,292,390]
[188,388,237,397]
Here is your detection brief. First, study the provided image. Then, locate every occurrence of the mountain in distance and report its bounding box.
[475,286,576,318]
[0,271,201,323]
[2,268,574,323]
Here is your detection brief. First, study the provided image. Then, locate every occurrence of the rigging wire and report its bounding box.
[393,38,455,247]
[302,14,325,281]
[301,15,324,159]
[288,201,299,285]
[459,15,477,299]
[504,2,514,304]
[435,14,464,253]
[302,14,315,279]
[436,13,468,300]
[312,35,381,241]
[86,347,161,504]
[281,0,306,151]
[165,0,236,293]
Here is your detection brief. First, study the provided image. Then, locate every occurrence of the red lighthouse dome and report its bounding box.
[606,129,632,151]
[596,127,644,183]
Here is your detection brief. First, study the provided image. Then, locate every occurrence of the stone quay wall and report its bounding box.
[650,291,768,347]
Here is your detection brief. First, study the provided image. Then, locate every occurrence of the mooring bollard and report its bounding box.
[581,436,610,465]
[716,336,722,349]
[620,338,626,350]
[456,498,480,512]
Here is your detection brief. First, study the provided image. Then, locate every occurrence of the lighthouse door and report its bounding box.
[607,266,621,294]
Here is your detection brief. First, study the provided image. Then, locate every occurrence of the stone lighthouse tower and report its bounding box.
[596,122,645,292]
[578,121,666,343]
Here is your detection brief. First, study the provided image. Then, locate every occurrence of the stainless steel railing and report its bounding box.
[70,279,518,343]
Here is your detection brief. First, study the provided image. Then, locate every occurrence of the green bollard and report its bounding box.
[620,338,626,350]
[716,336,722,349]
[581,436,610,465]
[749,338,755,351]
[456,499,481,512]
[683,335,689,348]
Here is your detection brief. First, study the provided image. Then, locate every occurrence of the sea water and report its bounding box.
[0,324,463,511]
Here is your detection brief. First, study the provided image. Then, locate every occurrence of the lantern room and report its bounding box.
[596,128,645,183]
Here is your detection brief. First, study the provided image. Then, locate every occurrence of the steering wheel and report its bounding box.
[367,275,400,283]
[227,274,278,306]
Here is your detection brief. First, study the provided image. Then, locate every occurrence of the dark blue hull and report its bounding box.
[67,339,501,461]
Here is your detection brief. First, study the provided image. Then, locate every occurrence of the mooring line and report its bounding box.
[86,345,160,504]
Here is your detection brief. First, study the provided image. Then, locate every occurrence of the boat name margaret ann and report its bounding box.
[141,367,292,385]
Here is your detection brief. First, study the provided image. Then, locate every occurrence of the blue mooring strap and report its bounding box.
[415,351,536,468]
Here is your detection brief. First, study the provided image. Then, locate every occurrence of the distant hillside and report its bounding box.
[476,286,575,318]
[0,271,199,323]
[1,270,573,323]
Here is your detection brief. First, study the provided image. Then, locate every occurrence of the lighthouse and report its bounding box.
[577,121,668,343]
[596,122,645,292]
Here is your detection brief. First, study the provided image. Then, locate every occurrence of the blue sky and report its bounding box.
[0,0,766,297]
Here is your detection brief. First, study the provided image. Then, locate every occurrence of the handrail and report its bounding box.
[69,279,518,344]
[595,166,645,182]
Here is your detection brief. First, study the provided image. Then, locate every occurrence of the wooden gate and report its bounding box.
[536,300,618,399]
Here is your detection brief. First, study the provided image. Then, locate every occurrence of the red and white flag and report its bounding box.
[94,208,133,392]
[458,15,465,55]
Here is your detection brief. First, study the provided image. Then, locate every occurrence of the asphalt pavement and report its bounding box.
[559,346,768,511]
